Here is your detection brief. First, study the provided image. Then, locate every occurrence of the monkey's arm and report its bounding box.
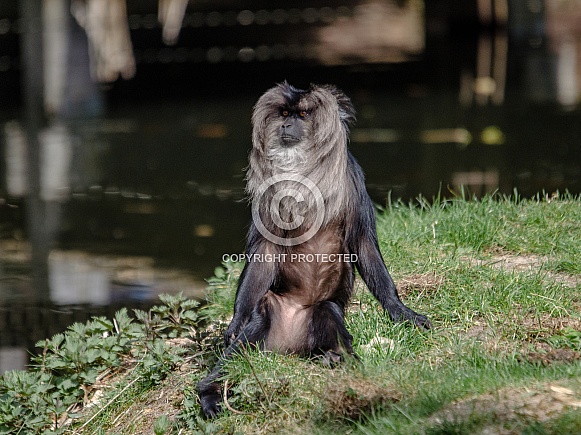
[353,229,431,329]
[347,158,431,329]
[224,224,276,345]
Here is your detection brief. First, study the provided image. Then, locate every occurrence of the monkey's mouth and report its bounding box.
[280,135,301,145]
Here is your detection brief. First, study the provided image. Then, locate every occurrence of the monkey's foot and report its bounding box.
[199,391,222,418]
[198,380,223,418]
[224,325,239,347]
[320,350,343,367]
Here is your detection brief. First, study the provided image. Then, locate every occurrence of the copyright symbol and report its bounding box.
[251,173,325,246]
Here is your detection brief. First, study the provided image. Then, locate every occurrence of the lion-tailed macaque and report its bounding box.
[198,82,430,417]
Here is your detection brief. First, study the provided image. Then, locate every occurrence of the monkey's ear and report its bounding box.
[320,85,357,131]
[335,91,357,130]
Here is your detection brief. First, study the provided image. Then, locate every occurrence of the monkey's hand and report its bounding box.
[389,306,432,330]
[224,318,245,346]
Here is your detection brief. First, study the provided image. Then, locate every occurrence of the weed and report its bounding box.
[547,327,581,350]
[153,414,171,434]
[199,260,243,321]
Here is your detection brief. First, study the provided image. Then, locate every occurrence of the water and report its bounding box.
[1,0,581,371]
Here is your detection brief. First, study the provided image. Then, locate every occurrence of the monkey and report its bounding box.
[197,82,431,417]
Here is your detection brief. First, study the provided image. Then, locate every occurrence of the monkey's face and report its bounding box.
[278,108,311,146]
[251,82,356,172]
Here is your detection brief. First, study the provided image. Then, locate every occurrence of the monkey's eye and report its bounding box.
[281,110,289,117]
[299,111,307,118]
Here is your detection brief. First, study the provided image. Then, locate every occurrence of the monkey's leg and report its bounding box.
[198,307,270,418]
[308,300,355,365]
[224,243,276,346]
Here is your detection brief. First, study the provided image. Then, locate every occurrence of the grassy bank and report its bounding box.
[2,193,581,434]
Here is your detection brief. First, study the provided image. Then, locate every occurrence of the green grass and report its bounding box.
[183,192,581,434]
[190,196,581,434]
[2,193,581,434]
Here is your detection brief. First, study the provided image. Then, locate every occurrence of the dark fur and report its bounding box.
[197,82,430,417]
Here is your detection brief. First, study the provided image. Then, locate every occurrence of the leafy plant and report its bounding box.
[32,309,144,396]
[199,260,244,321]
[0,293,201,434]
[0,370,65,434]
[140,339,185,385]
[134,292,200,340]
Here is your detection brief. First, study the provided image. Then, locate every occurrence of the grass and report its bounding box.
[2,192,581,434]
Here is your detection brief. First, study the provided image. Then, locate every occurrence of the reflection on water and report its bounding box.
[0,347,26,374]
[1,0,581,372]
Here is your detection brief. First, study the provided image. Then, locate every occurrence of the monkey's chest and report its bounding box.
[276,255,347,303]
[274,224,350,303]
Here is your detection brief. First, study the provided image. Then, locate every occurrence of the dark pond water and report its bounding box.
[1,0,581,371]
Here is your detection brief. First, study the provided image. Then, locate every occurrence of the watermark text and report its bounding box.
[222,253,358,263]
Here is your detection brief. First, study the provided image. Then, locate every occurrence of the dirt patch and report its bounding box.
[518,315,581,340]
[103,365,188,433]
[397,273,443,299]
[463,318,515,355]
[471,252,581,288]
[481,253,548,272]
[517,347,581,366]
[465,317,494,341]
[462,314,581,357]
[72,338,199,433]
[323,375,401,421]
[348,273,441,313]
[428,382,581,434]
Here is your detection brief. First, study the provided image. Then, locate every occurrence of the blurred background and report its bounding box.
[1,0,580,372]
